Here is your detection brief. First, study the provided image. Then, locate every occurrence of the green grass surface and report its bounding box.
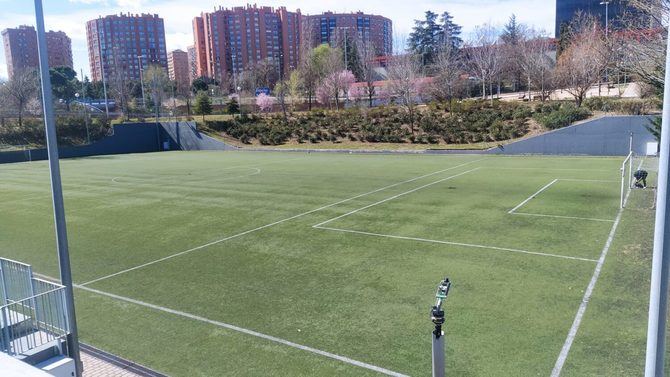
[0,151,659,376]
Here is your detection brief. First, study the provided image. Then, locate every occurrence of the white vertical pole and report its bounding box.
[620,164,625,209]
[644,23,670,377]
[101,49,109,117]
[33,1,82,376]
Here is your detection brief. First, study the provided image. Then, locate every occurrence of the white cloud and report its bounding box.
[0,0,556,80]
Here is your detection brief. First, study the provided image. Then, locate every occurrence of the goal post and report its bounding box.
[621,152,633,209]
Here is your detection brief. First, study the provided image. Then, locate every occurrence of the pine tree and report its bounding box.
[439,11,462,50]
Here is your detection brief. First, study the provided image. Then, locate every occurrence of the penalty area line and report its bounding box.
[508,179,559,214]
[80,158,486,286]
[314,226,598,263]
[76,285,408,377]
[550,157,646,376]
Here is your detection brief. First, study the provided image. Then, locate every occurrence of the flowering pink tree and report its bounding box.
[256,93,275,113]
[318,70,356,110]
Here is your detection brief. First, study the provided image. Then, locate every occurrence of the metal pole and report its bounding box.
[138,55,146,109]
[644,23,670,377]
[100,49,109,118]
[431,278,450,377]
[33,1,82,376]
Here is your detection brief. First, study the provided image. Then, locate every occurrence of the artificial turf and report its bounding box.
[0,151,659,376]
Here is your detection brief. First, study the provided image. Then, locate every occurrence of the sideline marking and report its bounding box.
[81,158,485,286]
[313,168,481,228]
[77,285,409,377]
[508,179,559,214]
[550,157,645,376]
[315,226,598,263]
[511,212,615,223]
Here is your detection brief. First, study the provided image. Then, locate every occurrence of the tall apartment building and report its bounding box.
[86,13,168,82]
[168,49,190,93]
[306,12,392,57]
[555,0,642,37]
[192,4,302,80]
[187,45,198,82]
[2,25,73,79]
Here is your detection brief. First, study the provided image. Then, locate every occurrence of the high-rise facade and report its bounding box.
[2,25,73,79]
[168,49,190,94]
[555,0,640,37]
[192,4,302,80]
[306,12,392,57]
[86,13,168,82]
[187,45,198,82]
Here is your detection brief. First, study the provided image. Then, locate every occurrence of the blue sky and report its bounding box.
[0,0,556,80]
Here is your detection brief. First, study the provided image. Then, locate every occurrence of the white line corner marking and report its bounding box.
[77,285,408,377]
[81,158,485,286]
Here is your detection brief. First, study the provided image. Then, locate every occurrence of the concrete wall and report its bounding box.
[492,115,657,156]
[0,122,235,164]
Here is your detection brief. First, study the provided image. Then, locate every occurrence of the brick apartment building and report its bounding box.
[192,4,301,80]
[2,25,73,79]
[86,13,168,82]
[187,45,197,82]
[306,12,392,57]
[168,49,190,94]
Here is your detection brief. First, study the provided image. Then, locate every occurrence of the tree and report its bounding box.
[466,23,503,104]
[408,11,442,66]
[431,41,462,106]
[410,11,462,67]
[622,0,667,94]
[554,19,607,107]
[358,40,379,107]
[194,92,212,121]
[286,70,303,112]
[49,66,78,110]
[144,65,170,119]
[647,116,662,143]
[318,70,355,110]
[438,11,463,50]
[256,93,275,112]
[387,54,424,134]
[518,30,555,101]
[0,69,38,127]
[300,44,331,110]
[500,15,528,92]
[226,97,240,115]
[191,76,213,93]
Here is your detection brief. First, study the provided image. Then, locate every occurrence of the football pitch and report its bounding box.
[0,151,659,376]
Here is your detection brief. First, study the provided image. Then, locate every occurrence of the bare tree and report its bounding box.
[144,65,170,120]
[358,39,379,108]
[466,24,503,105]
[554,20,608,106]
[431,41,462,106]
[387,54,424,134]
[518,29,555,101]
[0,69,38,127]
[622,0,667,92]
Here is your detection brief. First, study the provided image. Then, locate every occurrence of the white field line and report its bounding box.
[80,158,485,286]
[313,168,481,228]
[550,157,646,377]
[557,179,619,183]
[315,226,598,263]
[508,179,559,214]
[481,167,617,172]
[76,285,409,377]
[511,212,615,223]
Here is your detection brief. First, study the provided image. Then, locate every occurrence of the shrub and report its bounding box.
[534,103,591,130]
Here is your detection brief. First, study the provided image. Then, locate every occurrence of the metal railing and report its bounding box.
[0,258,70,357]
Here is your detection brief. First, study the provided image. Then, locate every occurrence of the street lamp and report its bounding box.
[138,55,147,109]
[600,1,610,38]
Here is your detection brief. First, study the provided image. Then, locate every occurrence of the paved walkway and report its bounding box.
[80,344,166,377]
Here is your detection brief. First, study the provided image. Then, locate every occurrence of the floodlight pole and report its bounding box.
[644,22,670,377]
[431,278,450,377]
[33,1,82,376]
